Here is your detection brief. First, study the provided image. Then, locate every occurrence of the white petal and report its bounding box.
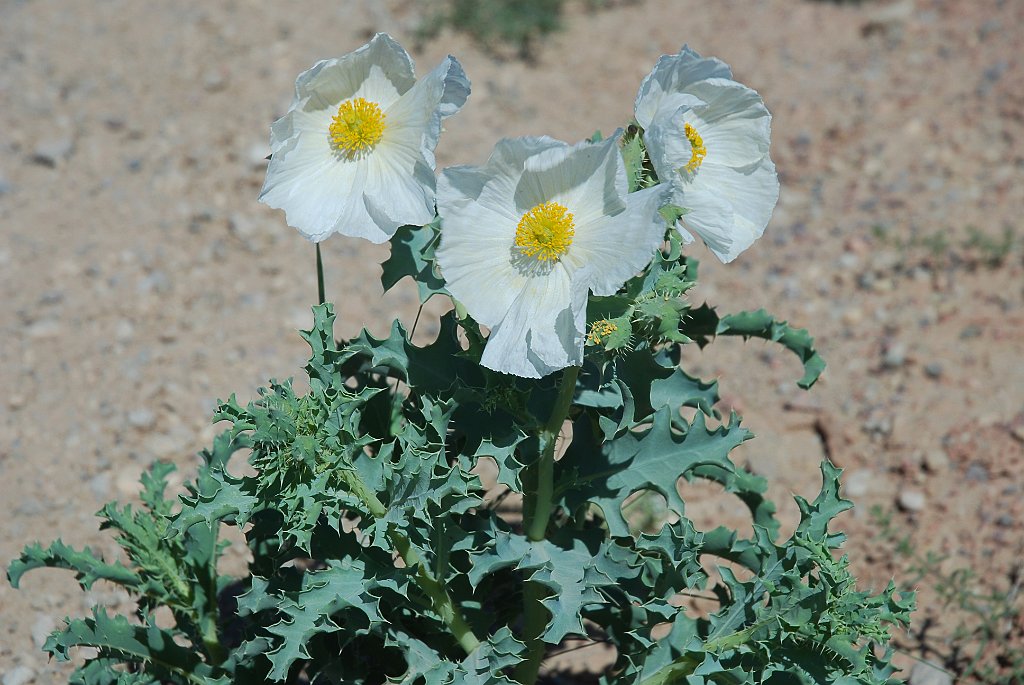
[696,157,778,238]
[570,184,667,296]
[384,56,470,168]
[436,171,522,327]
[515,134,626,225]
[481,267,585,378]
[684,79,771,168]
[676,157,778,262]
[293,34,414,112]
[634,45,732,129]
[674,187,737,262]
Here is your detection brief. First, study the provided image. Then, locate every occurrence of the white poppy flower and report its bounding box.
[259,33,470,243]
[436,135,667,378]
[636,48,778,263]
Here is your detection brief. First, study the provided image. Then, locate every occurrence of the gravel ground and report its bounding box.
[1,0,1022,682]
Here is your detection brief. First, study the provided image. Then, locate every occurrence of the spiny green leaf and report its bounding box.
[381,220,448,303]
[556,408,751,537]
[8,540,140,591]
[683,305,826,389]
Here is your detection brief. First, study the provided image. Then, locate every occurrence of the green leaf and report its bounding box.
[556,408,751,537]
[237,559,383,681]
[683,305,826,389]
[8,540,140,591]
[45,609,213,684]
[381,219,448,303]
[468,531,638,643]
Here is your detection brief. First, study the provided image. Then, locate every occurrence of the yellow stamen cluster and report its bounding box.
[683,122,707,173]
[587,319,619,345]
[329,97,386,159]
[514,201,575,262]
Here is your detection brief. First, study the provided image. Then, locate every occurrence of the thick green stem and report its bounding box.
[315,243,326,306]
[515,365,580,684]
[524,365,579,542]
[337,468,481,655]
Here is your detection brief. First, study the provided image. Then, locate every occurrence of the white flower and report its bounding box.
[635,47,778,263]
[436,135,667,378]
[259,33,470,243]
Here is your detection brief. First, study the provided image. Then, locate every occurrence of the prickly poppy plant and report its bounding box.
[9,35,912,685]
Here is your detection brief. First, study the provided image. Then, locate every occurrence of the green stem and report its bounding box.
[337,467,481,655]
[524,365,579,542]
[514,365,580,684]
[315,243,326,306]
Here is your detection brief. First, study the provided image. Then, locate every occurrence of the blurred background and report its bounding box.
[1,0,1021,682]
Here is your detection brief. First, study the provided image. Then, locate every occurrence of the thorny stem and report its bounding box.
[336,467,481,655]
[515,365,580,685]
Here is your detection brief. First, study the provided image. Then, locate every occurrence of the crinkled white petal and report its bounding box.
[384,56,470,169]
[634,45,732,129]
[437,174,522,327]
[260,33,470,243]
[292,33,414,113]
[680,79,771,168]
[438,135,666,377]
[676,157,779,263]
[481,266,587,378]
[672,187,736,262]
[515,134,626,226]
[571,184,667,295]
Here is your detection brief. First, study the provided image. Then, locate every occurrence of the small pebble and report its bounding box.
[128,408,156,430]
[923,362,943,378]
[844,470,877,498]
[898,489,926,512]
[2,666,36,685]
[31,137,74,167]
[922,450,949,473]
[25,319,62,340]
[965,462,989,482]
[908,661,953,685]
[88,473,111,500]
[882,342,906,370]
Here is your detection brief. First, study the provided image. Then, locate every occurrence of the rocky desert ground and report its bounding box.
[1,0,1022,682]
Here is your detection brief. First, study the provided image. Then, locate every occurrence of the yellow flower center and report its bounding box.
[683,122,707,174]
[329,97,386,159]
[587,319,619,345]
[514,201,575,262]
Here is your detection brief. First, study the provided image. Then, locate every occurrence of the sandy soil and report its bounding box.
[1,0,1022,682]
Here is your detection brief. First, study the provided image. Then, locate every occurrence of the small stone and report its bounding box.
[137,270,172,295]
[922,450,949,473]
[30,613,57,649]
[908,661,953,685]
[26,319,62,340]
[844,470,877,498]
[203,68,229,92]
[115,318,134,342]
[965,462,989,482]
[88,473,111,499]
[995,514,1014,528]
[924,362,943,379]
[128,408,156,430]
[2,666,37,685]
[31,137,74,167]
[897,489,926,512]
[882,342,906,370]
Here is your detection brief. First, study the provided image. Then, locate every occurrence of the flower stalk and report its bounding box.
[516,364,580,684]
